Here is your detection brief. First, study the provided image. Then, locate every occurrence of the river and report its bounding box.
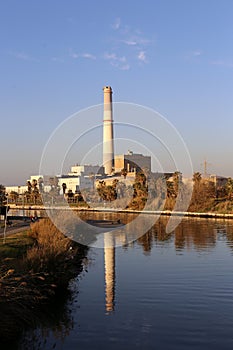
[18,215,233,350]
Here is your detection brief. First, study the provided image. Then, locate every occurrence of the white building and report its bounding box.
[5,185,28,195]
[58,175,93,194]
[69,164,105,177]
[58,164,104,194]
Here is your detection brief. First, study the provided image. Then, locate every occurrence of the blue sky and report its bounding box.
[1,0,233,185]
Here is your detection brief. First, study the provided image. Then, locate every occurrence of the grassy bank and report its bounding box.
[0,219,88,344]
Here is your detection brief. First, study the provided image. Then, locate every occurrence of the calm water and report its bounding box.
[19,216,233,350]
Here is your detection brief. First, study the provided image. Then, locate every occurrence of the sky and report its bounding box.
[1,0,233,185]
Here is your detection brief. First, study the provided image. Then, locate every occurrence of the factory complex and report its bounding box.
[6,86,152,196]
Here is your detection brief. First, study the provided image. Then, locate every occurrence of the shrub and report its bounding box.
[26,219,73,273]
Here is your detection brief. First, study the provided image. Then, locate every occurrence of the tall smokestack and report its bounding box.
[103,86,114,175]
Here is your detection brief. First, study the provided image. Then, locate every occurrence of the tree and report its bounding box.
[62,183,67,195]
[28,179,41,204]
[97,180,107,201]
[173,171,182,197]
[49,177,60,196]
[225,177,233,200]
[97,180,118,202]
[38,177,43,193]
[127,172,148,210]
[121,168,127,179]
[9,191,19,203]
[31,179,37,190]
[27,181,32,194]
[0,184,6,206]
[193,172,202,184]
[67,190,74,203]
[189,172,215,211]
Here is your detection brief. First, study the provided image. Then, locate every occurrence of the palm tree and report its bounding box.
[121,168,127,179]
[67,189,74,203]
[193,172,202,184]
[9,191,19,203]
[172,171,182,197]
[225,177,233,200]
[31,179,37,190]
[27,180,32,194]
[62,183,67,195]
[0,184,6,206]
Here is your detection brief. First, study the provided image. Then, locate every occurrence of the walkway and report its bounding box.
[0,220,30,238]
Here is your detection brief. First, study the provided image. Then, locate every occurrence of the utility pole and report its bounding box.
[3,195,8,244]
[201,159,212,178]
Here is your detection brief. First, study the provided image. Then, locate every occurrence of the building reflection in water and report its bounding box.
[104,233,116,313]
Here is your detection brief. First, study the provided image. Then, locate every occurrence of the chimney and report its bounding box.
[103,86,114,175]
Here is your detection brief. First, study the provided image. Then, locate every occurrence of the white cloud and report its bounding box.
[104,52,126,62]
[70,52,96,60]
[107,19,154,69]
[121,40,138,46]
[211,60,233,68]
[192,50,202,56]
[82,53,96,60]
[69,19,153,71]
[184,50,203,61]
[70,52,79,59]
[15,52,30,60]
[104,52,128,70]
[110,61,130,70]
[51,57,64,63]
[104,52,117,60]
[10,51,39,62]
[112,17,121,30]
[138,51,147,63]
[120,64,130,70]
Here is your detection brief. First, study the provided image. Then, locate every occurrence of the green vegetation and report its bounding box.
[0,184,6,206]
[93,171,233,214]
[97,179,119,201]
[3,171,233,214]
[126,172,148,210]
[0,231,33,260]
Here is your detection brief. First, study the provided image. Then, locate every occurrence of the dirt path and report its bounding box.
[0,221,30,238]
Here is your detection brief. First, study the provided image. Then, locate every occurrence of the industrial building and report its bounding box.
[114,150,151,174]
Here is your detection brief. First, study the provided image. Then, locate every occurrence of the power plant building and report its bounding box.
[114,151,151,174]
[69,164,104,177]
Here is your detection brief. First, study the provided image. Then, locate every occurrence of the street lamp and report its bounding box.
[3,194,8,244]
[22,194,25,219]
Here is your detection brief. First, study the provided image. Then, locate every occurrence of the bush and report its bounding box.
[27,219,74,273]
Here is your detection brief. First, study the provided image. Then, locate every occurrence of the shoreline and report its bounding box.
[0,225,87,344]
[8,204,233,220]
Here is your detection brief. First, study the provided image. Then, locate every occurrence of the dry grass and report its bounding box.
[26,219,73,273]
[0,218,87,343]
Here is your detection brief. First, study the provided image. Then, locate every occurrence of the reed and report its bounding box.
[0,218,87,343]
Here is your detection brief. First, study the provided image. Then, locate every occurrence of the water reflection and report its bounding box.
[136,217,233,253]
[18,216,233,349]
[102,216,233,315]
[18,289,77,350]
[104,234,115,313]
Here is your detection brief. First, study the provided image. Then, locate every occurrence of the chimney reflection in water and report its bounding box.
[104,233,115,313]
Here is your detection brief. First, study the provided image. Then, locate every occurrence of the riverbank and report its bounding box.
[0,221,88,345]
[8,204,233,220]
